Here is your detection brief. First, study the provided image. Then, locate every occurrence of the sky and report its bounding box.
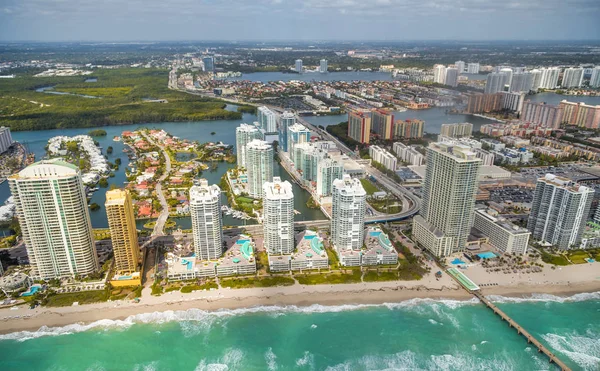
[0,0,599,42]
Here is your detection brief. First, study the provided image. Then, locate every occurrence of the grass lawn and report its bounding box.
[220,276,295,289]
[569,252,590,264]
[295,269,362,285]
[326,248,340,268]
[180,281,219,293]
[541,251,571,266]
[360,178,379,195]
[237,196,255,203]
[93,228,111,240]
[46,290,109,307]
[363,270,399,282]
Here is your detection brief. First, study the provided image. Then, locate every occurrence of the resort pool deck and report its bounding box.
[478,252,498,259]
[451,258,466,265]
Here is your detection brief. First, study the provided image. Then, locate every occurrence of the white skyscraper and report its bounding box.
[0,127,13,154]
[316,158,344,197]
[562,67,584,88]
[444,67,459,87]
[527,174,594,250]
[539,67,561,89]
[412,142,482,257]
[433,64,446,84]
[257,106,278,133]
[466,63,480,74]
[331,175,367,252]
[500,68,513,90]
[295,59,303,73]
[263,177,294,255]
[246,139,274,198]
[485,72,507,94]
[530,69,543,90]
[189,179,223,260]
[9,159,98,279]
[287,123,311,161]
[235,123,261,168]
[319,59,328,73]
[455,61,465,74]
[590,67,600,88]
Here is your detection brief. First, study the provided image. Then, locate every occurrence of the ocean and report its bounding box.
[0,293,598,370]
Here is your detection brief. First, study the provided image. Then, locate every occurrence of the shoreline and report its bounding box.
[1,280,599,336]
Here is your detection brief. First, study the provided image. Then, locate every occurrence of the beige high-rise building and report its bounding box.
[105,189,140,274]
[412,142,482,257]
[9,159,98,279]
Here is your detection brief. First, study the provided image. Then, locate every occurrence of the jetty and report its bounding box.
[446,268,572,371]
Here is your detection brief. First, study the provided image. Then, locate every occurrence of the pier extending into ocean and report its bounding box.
[447,268,572,371]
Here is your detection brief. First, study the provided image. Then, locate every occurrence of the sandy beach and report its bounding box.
[1,261,599,335]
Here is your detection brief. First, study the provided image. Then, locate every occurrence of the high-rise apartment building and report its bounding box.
[263,177,294,255]
[235,123,262,168]
[189,179,223,260]
[466,63,480,74]
[500,68,513,89]
[287,123,311,160]
[371,109,394,140]
[331,175,366,252]
[0,127,13,154]
[369,145,397,171]
[440,123,473,138]
[347,110,372,144]
[466,93,503,114]
[433,64,446,84]
[455,61,465,74]
[392,142,425,166]
[527,174,594,250]
[295,59,303,73]
[530,69,543,90]
[562,67,584,88]
[319,59,328,73]
[316,158,344,197]
[245,139,274,198]
[412,143,482,257]
[473,209,530,255]
[202,56,214,73]
[279,111,295,152]
[539,68,561,89]
[393,119,424,139]
[560,100,600,129]
[105,189,139,274]
[9,159,98,279]
[590,67,600,88]
[444,67,459,87]
[257,106,278,133]
[521,101,564,129]
[484,72,507,94]
[509,72,534,93]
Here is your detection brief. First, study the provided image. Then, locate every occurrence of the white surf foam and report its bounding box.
[487,291,600,304]
[264,347,278,371]
[541,332,600,370]
[295,351,315,369]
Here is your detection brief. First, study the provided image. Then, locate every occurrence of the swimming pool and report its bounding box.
[451,258,466,265]
[369,231,382,237]
[478,252,498,259]
[20,285,40,297]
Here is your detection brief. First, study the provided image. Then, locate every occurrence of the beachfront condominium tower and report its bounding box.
[444,67,459,87]
[236,123,261,168]
[295,59,303,73]
[263,177,294,255]
[485,72,507,94]
[9,159,98,279]
[257,106,278,133]
[539,67,561,89]
[190,179,223,260]
[279,111,295,152]
[287,123,311,161]
[590,67,600,88]
[347,110,372,144]
[105,189,139,274]
[433,64,446,84]
[412,142,482,257]
[331,175,367,251]
[561,67,584,88]
[320,59,328,73]
[246,139,274,198]
[527,174,594,250]
[371,109,394,140]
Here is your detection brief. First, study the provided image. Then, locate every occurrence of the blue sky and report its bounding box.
[1,0,599,41]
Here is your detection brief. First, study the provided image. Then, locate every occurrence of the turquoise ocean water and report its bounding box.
[0,293,598,370]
